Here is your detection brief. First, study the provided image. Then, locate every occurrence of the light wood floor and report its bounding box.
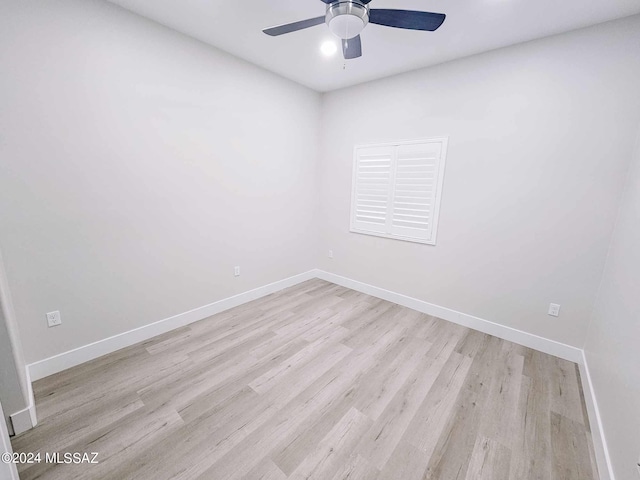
[12,279,598,480]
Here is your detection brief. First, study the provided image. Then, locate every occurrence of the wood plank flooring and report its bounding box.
[11,279,599,479]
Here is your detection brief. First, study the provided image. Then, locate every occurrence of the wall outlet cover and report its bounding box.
[234,266,240,277]
[46,311,62,327]
[548,303,561,317]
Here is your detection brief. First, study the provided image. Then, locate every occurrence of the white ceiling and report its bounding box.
[106,0,640,92]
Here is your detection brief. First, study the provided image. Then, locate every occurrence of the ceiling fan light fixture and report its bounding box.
[320,40,338,56]
[326,2,369,40]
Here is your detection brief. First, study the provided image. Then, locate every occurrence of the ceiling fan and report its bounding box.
[262,0,446,60]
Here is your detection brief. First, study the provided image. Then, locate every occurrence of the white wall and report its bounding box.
[584,128,640,479]
[0,0,321,364]
[318,15,640,348]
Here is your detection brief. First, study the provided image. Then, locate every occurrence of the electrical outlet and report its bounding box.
[46,311,62,327]
[234,266,240,277]
[548,303,561,317]
[328,250,333,259]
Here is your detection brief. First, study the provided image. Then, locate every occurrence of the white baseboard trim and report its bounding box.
[314,270,583,363]
[9,366,37,435]
[27,270,317,382]
[9,406,33,436]
[25,268,583,382]
[580,351,615,480]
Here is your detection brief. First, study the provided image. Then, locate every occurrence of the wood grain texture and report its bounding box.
[11,279,598,479]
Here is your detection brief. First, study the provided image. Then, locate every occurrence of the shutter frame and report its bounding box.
[350,137,448,245]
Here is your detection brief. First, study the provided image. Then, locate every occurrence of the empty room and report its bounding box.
[1,0,639,479]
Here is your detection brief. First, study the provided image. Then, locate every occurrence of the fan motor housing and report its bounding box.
[326,1,369,40]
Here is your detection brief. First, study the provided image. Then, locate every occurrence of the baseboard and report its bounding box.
[8,368,37,435]
[580,351,616,480]
[27,270,317,381]
[314,270,583,363]
[9,406,33,436]
[25,268,583,382]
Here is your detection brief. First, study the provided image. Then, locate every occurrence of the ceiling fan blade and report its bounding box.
[369,9,446,31]
[263,16,325,36]
[320,0,374,4]
[342,35,362,59]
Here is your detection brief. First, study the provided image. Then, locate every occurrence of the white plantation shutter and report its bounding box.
[351,145,394,234]
[390,142,442,241]
[350,138,447,245]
